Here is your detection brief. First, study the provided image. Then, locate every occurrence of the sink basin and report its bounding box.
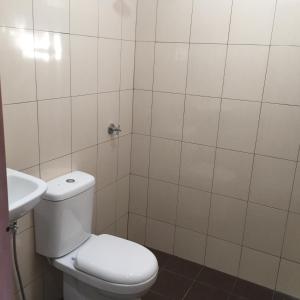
[7,168,47,221]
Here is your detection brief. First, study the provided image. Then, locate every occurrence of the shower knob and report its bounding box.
[108,123,122,136]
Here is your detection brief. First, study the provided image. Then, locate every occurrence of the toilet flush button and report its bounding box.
[66,179,75,183]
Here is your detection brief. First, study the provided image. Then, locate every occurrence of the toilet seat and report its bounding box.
[53,234,158,297]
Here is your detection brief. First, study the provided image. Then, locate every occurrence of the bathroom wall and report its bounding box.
[0,0,136,299]
[129,0,300,297]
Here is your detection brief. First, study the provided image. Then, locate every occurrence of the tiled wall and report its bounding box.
[129,0,300,298]
[0,0,136,299]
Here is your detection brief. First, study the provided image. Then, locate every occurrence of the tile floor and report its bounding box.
[142,249,298,300]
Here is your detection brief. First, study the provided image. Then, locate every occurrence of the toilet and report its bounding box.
[34,171,158,300]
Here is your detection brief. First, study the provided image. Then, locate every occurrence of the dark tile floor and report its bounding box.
[142,249,298,300]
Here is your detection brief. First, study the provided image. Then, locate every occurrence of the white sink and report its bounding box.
[7,168,47,221]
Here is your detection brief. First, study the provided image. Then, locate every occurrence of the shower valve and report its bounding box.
[108,123,122,136]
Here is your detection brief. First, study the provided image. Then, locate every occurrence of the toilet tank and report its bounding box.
[34,171,95,258]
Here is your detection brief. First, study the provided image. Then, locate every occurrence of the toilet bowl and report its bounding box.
[34,171,158,300]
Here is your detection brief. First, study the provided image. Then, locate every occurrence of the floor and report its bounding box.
[142,249,298,300]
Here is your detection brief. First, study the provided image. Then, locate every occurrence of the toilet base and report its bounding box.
[63,274,141,300]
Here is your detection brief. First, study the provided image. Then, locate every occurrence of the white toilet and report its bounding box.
[34,171,158,300]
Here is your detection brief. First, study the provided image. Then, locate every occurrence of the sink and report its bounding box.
[7,168,47,221]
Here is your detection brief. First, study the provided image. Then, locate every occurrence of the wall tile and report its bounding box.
[213,149,253,200]
[70,35,97,96]
[98,38,121,92]
[272,0,300,46]
[209,194,246,244]
[122,0,137,40]
[0,28,36,104]
[128,213,146,245]
[38,98,71,162]
[183,96,220,146]
[217,99,260,153]
[98,0,122,39]
[133,90,152,135]
[282,213,300,263]
[72,94,97,152]
[290,163,300,214]
[174,227,206,265]
[176,186,210,234]
[151,92,185,140]
[191,0,232,44]
[156,0,193,43]
[264,47,300,106]
[121,41,135,90]
[70,0,98,36]
[244,203,287,256]
[205,237,241,276]
[223,45,269,101]
[40,155,71,181]
[116,176,130,218]
[187,44,227,97]
[119,90,133,136]
[239,247,279,289]
[229,0,276,45]
[131,134,150,177]
[148,179,178,224]
[134,42,155,90]
[256,103,300,161]
[35,32,70,100]
[180,143,215,192]
[149,137,181,184]
[250,156,295,210]
[117,134,131,178]
[146,219,175,254]
[3,102,39,170]
[129,175,148,216]
[154,43,189,94]
[33,0,69,32]
[0,0,33,29]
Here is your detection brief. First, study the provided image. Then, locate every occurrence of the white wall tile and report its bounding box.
[250,156,295,210]
[121,41,135,90]
[183,96,220,146]
[40,155,71,181]
[277,259,300,298]
[256,103,300,161]
[151,92,185,140]
[0,0,33,29]
[156,0,193,43]
[129,175,148,216]
[229,0,276,45]
[122,0,137,40]
[72,146,97,179]
[70,35,97,96]
[38,98,71,162]
[146,219,175,254]
[187,44,227,97]
[272,0,300,46]
[148,179,178,224]
[133,90,152,135]
[72,94,97,152]
[264,47,300,106]
[119,90,133,136]
[149,137,181,184]
[0,28,36,104]
[136,0,157,42]
[128,213,146,244]
[213,149,253,200]
[34,0,69,32]
[131,134,150,177]
[205,237,241,276]
[35,32,70,100]
[180,143,215,192]
[3,102,39,170]
[176,186,210,234]
[283,213,300,263]
[98,38,121,92]
[291,163,300,214]
[154,43,189,94]
[191,0,232,44]
[223,45,269,101]
[174,227,206,265]
[116,176,130,218]
[217,99,260,153]
[118,135,131,178]
[99,0,122,39]
[209,194,246,244]
[70,0,98,36]
[134,42,155,90]
[239,247,279,289]
[244,203,287,256]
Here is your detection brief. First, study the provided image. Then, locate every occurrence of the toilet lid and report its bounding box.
[74,234,158,285]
